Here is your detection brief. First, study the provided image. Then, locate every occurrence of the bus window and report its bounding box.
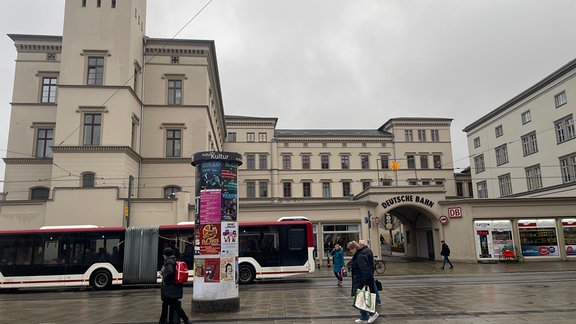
[15,238,34,265]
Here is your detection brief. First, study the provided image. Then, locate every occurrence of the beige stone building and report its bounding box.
[3,0,575,264]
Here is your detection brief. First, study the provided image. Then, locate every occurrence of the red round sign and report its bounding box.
[439,215,449,225]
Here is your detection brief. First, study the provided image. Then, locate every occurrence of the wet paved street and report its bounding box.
[2,258,576,323]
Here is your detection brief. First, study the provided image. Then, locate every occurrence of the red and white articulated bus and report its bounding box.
[0,220,315,290]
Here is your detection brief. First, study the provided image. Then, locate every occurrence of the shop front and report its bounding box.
[473,220,514,261]
[518,219,560,257]
[562,219,576,257]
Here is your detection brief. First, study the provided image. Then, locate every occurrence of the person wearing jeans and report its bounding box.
[441,240,454,270]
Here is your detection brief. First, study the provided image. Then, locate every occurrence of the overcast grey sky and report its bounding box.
[1,0,576,191]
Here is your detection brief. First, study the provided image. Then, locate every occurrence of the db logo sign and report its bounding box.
[448,207,462,218]
[439,215,449,225]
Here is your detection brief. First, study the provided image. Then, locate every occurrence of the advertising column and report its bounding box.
[191,151,242,313]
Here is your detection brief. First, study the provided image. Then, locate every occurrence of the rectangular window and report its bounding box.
[555,91,567,108]
[474,154,485,173]
[431,130,439,142]
[342,181,351,197]
[495,125,503,137]
[525,164,542,191]
[227,132,236,142]
[477,180,488,198]
[41,77,57,103]
[259,155,267,169]
[259,181,268,197]
[521,132,538,156]
[456,182,464,197]
[474,137,481,148]
[165,129,181,157]
[302,155,310,169]
[322,182,331,198]
[87,56,104,85]
[36,128,53,158]
[282,155,291,169]
[321,155,329,169]
[83,113,101,145]
[417,130,426,142]
[246,154,255,169]
[521,110,531,124]
[167,80,182,105]
[380,155,389,170]
[246,132,255,142]
[258,132,267,142]
[246,181,256,198]
[436,156,445,171]
[498,173,513,197]
[404,130,413,142]
[170,56,180,64]
[283,182,292,198]
[303,181,311,197]
[407,155,415,169]
[362,181,370,190]
[420,155,429,169]
[495,144,509,166]
[381,179,392,186]
[361,155,370,169]
[341,155,350,169]
[555,115,575,144]
[559,153,576,183]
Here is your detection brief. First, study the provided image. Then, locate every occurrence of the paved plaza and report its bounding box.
[2,257,576,323]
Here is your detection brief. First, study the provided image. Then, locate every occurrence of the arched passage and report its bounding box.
[382,204,440,260]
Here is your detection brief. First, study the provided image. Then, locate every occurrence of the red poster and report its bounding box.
[199,223,221,255]
[200,189,221,223]
[204,258,220,283]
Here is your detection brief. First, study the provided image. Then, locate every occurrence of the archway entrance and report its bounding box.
[381,205,440,261]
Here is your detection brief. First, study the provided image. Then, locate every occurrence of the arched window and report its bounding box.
[30,187,50,200]
[164,186,181,199]
[82,172,96,188]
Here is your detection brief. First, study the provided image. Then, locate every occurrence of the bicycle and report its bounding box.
[374,256,386,274]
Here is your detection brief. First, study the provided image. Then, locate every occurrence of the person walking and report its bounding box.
[347,241,379,324]
[330,244,345,287]
[358,240,381,305]
[158,247,193,324]
[440,240,454,270]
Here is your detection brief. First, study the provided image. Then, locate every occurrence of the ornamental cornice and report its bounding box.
[50,146,141,162]
[226,121,277,127]
[141,158,191,164]
[274,138,393,143]
[391,121,452,127]
[144,47,207,56]
[15,44,62,53]
[3,157,53,165]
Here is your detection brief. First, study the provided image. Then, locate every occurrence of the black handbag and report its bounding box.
[375,279,383,291]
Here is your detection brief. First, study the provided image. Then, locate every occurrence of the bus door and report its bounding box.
[280,224,308,267]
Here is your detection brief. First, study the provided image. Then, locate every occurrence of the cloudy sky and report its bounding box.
[1,0,576,191]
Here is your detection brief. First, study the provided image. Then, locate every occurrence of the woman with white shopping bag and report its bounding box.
[347,241,379,323]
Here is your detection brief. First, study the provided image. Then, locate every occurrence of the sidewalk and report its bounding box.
[310,255,576,278]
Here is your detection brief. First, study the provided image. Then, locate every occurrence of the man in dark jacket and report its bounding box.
[348,241,379,323]
[440,240,454,270]
[159,247,192,324]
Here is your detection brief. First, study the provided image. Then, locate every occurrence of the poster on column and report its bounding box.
[221,222,238,255]
[198,161,222,190]
[199,223,221,255]
[204,258,220,283]
[199,189,222,223]
[220,257,234,282]
[221,162,238,221]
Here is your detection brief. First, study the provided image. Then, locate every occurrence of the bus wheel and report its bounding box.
[238,264,255,284]
[91,269,112,290]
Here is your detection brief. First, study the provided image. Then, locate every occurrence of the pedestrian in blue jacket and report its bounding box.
[329,244,345,287]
